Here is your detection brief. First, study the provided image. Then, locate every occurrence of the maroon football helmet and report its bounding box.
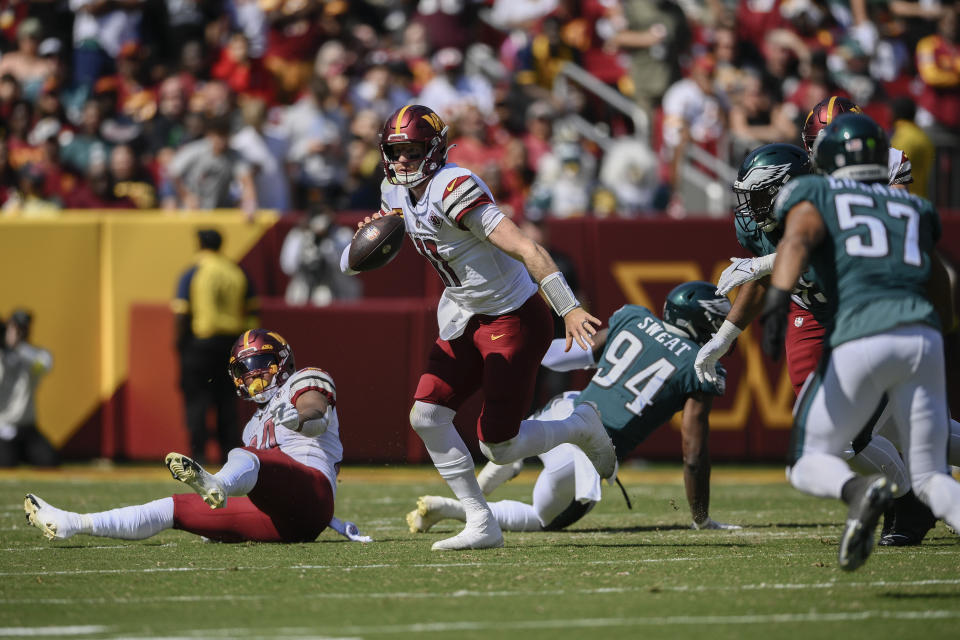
[380,104,448,187]
[802,96,863,154]
[228,329,296,403]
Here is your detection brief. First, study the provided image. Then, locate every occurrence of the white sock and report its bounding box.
[410,401,490,524]
[215,448,260,496]
[490,500,543,531]
[914,473,960,531]
[432,496,467,521]
[82,497,174,540]
[480,415,583,464]
[848,435,910,497]
[789,452,855,499]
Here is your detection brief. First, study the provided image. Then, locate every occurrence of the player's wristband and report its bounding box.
[712,320,742,349]
[754,253,776,277]
[540,271,580,317]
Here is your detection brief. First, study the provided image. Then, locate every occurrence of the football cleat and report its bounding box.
[838,475,895,571]
[406,496,450,533]
[878,490,937,547]
[24,494,79,541]
[572,401,617,483]
[164,452,226,509]
[431,511,503,551]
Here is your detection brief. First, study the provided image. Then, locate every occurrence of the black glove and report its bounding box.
[760,285,792,360]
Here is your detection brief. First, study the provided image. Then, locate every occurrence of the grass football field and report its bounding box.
[1,464,958,639]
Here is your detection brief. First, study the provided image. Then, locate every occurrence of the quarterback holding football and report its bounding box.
[341,104,617,551]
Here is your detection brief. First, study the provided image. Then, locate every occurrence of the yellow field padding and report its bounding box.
[0,210,277,448]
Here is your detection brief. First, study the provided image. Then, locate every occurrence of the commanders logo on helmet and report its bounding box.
[380,104,449,187]
[802,96,862,154]
[733,143,810,237]
[228,329,296,403]
[812,113,889,183]
[662,281,732,346]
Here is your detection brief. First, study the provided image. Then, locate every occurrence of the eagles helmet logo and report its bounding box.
[698,298,732,318]
[733,162,792,192]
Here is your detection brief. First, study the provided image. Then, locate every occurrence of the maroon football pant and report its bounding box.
[785,302,826,396]
[414,293,554,444]
[172,447,334,542]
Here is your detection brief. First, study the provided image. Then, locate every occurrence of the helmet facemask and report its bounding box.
[380,105,449,187]
[734,184,780,236]
[228,329,295,404]
[382,140,435,187]
[231,353,282,403]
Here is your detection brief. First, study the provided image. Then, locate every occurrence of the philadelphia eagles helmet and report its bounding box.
[662,281,732,345]
[812,113,889,183]
[733,143,811,237]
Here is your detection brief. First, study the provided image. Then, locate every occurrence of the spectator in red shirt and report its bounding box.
[916,1,960,129]
[447,103,503,173]
[212,33,276,105]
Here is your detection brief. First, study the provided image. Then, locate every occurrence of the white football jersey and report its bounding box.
[888,147,912,186]
[380,164,538,340]
[242,367,343,494]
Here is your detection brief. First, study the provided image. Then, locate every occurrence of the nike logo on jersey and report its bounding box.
[491,334,506,341]
[446,182,456,192]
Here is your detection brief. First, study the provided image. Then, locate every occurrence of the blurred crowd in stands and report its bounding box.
[0,0,958,221]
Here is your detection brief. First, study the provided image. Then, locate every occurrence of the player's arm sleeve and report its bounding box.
[289,368,336,407]
[440,175,495,231]
[290,369,336,436]
[462,203,505,239]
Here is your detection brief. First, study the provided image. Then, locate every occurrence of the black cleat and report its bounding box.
[878,490,937,547]
[838,475,895,571]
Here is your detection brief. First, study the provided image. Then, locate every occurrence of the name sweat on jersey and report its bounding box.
[379,164,538,340]
[576,306,724,458]
[242,367,343,493]
[773,175,941,348]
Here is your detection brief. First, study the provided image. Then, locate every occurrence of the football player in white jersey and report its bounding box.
[340,104,617,550]
[24,329,370,544]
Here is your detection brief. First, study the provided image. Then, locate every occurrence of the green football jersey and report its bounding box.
[576,306,724,459]
[735,212,832,325]
[773,174,942,347]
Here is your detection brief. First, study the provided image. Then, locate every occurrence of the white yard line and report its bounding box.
[0,626,107,636]
[1,579,958,606]
[28,611,956,637]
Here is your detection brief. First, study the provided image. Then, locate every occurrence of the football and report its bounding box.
[347,214,405,272]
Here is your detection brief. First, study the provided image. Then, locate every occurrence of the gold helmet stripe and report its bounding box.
[394,105,412,135]
[826,96,837,124]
